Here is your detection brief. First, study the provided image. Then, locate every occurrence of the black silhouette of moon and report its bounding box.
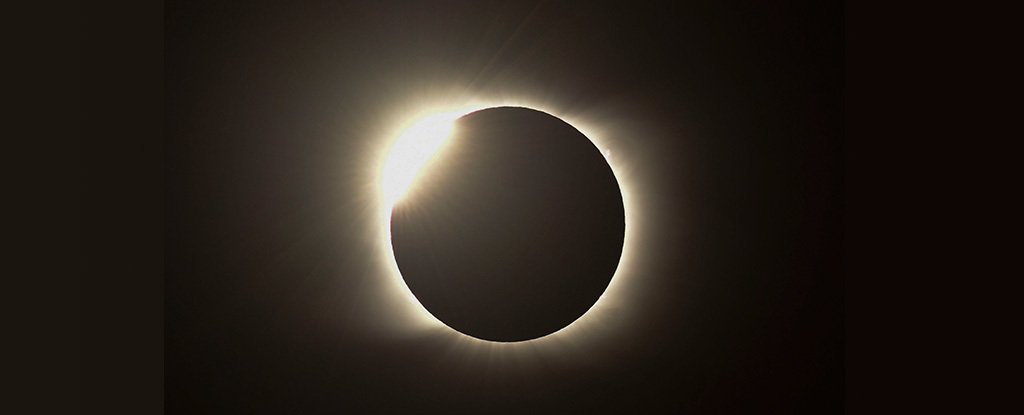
[390,107,625,342]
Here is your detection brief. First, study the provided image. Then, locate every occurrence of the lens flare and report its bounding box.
[379,111,463,208]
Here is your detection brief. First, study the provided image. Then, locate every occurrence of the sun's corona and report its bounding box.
[375,100,637,347]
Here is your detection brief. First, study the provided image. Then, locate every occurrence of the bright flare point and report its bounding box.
[379,111,462,207]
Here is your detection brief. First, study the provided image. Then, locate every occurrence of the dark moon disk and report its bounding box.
[390,107,625,342]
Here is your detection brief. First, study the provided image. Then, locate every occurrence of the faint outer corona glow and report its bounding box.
[375,100,639,347]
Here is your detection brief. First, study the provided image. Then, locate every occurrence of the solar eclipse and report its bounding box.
[164,1,844,410]
[387,107,625,342]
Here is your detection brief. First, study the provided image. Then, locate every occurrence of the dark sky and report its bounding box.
[166,0,843,413]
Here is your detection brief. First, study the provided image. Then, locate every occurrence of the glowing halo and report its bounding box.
[372,98,640,348]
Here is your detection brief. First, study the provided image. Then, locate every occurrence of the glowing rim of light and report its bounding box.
[374,99,638,346]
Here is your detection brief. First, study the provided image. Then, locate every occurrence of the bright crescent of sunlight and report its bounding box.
[379,110,464,208]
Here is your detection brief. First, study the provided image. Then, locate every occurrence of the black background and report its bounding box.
[162,0,842,413]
